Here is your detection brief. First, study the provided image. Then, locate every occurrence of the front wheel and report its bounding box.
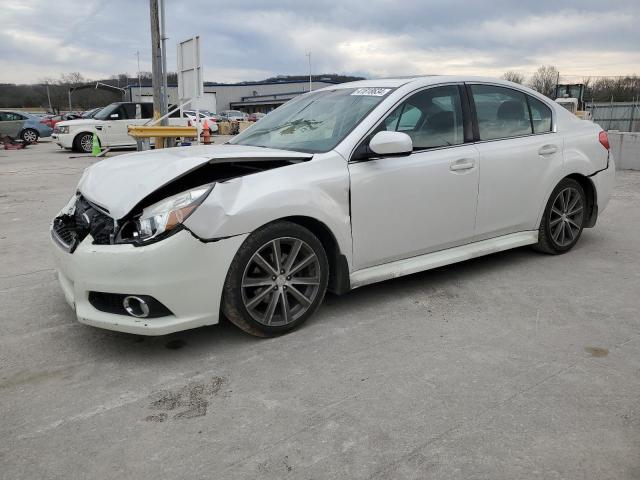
[222,221,329,337]
[73,132,93,153]
[534,178,586,254]
[21,128,39,143]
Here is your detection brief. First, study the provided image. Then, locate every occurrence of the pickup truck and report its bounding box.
[52,102,192,153]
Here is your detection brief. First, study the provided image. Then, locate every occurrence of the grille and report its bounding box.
[88,292,173,318]
[52,196,115,252]
[52,217,77,248]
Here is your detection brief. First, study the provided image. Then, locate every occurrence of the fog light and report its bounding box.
[123,295,150,318]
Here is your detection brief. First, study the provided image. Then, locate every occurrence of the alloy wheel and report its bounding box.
[80,134,93,153]
[22,129,37,143]
[241,237,321,326]
[549,186,584,247]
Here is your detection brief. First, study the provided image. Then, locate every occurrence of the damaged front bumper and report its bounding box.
[51,229,248,335]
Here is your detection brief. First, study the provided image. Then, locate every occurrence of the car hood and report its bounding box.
[57,119,102,128]
[78,144,312,219]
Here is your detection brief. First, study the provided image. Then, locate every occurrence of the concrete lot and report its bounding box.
[1,140,639,479]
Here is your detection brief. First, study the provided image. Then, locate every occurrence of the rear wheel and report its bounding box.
[534,178,586,254]
[222,221,329,337]
[73,132,93,153]
[21,128,38,143]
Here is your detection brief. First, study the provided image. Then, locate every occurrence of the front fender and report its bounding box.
[184,153,352,263]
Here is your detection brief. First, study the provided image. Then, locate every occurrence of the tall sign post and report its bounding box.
[177,36,203,143]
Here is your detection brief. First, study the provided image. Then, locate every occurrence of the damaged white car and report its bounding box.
[51,76,615,337]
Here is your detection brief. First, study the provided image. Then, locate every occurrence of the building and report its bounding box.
[126,79,337,115]
[209,80,337,113]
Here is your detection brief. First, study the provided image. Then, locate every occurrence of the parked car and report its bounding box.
[247,112,266,122]
[41,112,84,129]
[52,102,188,153]
[51,76,615,337]
[218,110,248,121]
[0,110,53,142]
[182,110,219,133]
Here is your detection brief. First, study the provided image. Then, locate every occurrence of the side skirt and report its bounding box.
[349,231,538,289]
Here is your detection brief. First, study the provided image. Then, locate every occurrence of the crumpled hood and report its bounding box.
[78,144,312,219]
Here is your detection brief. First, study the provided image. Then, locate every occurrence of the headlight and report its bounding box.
[56,126,69,134]
[136,184,213,242]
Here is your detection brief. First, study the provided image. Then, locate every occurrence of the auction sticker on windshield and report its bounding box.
[351,88,391,96]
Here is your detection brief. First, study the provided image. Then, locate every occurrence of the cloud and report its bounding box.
[1,0,638,84]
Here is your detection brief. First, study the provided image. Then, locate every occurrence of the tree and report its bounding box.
[528,65,559,98]
[502,71,525,84]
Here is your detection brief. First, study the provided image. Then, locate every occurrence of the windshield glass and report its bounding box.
[229,88,392,153]
[93,104,118,120]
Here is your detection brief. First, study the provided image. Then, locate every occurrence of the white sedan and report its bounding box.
[51,76,615,337]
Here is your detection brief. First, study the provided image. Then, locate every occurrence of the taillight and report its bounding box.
[599,131,610,151]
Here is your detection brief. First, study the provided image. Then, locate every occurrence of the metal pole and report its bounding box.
[136,51,141,101]
[307,52,312,92]
[159,0,169,126]
[193,37,200,144]
[68,89,72,112]
[608,95,614,131]
[46,84,52,112]
[149,0,164,148]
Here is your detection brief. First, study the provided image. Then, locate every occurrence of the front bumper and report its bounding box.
[52,132,73,149]
[51,229,247,335]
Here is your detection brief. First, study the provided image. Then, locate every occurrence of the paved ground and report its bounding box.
[1,140,639,479]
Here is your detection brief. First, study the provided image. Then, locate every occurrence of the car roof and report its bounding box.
[319,75,535,90]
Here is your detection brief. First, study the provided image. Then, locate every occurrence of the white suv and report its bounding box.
[52,102,187,153]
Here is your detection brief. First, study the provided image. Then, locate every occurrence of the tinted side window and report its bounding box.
[471,85,532,140]
[140,103,154,118]
[384,85,465,149]
[120,104,136,119]
[528,95,552,133]
[0,113,7,121]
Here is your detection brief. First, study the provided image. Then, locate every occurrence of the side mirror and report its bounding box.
[110,113,119,119]
[369,131,413,156]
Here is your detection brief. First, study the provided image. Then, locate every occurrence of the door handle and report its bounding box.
[538,144,558,156]
[450,158,475,171]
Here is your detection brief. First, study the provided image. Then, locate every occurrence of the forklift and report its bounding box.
[553,84,592,120]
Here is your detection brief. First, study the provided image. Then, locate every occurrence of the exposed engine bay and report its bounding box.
[51,158,307,252]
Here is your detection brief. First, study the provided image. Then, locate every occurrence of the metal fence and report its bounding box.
[586,102,640,132]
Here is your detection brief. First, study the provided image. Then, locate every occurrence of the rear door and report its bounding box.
[103,104,141,146]
[469,84,561,238]
[0,112,26,138]
[349,84,480,269]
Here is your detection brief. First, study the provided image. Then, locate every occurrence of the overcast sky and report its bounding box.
[2,0,639,84]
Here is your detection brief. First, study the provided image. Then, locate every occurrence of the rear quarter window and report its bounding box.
[527,96,553,134]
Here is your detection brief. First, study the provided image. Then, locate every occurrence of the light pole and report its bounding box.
[135,50,141,101]
[306,52,312,92]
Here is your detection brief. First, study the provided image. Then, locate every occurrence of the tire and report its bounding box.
[73,132,93,153]
[21,128,38,143]
[534,178,586,254]
[222,221,329,337]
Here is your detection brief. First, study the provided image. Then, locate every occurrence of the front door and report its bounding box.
[349,85,480,270]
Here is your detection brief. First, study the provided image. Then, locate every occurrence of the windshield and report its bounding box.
[93,104,118,120]
[229,88,392,153]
